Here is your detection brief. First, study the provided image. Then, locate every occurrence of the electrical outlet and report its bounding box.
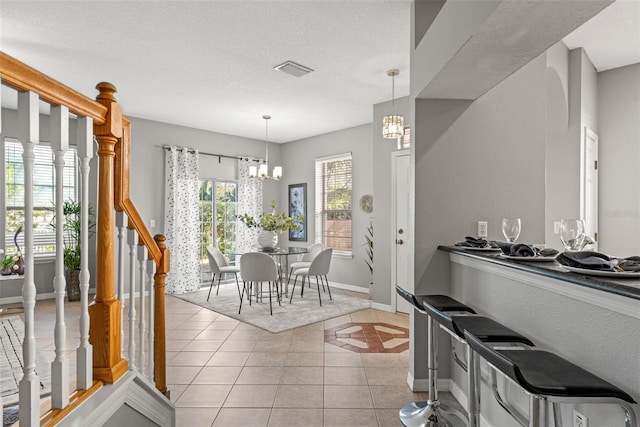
[554,221,561,234]
[150,219,156,228]
[477,221,488,238]
[574,410,588,427]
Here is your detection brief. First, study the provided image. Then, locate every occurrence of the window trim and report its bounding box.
[314,152,353,257]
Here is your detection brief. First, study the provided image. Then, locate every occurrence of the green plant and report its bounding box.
[50,200,95,271]
[1,250,13,269]
[238,199,302,234]
[363,219,373,274]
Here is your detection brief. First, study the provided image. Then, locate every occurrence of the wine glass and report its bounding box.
[559,219,585,251]
[501,218,521,243]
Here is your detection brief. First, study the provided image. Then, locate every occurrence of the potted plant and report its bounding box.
[0,249,13,275]
[238,200,302,249]
[51,200,95,301]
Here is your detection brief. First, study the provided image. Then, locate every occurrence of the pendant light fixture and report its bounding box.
[249,115,282,180]
[382,69,404,139]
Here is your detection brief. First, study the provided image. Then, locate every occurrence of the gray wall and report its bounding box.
[412,54,547,381]
[598,63,640,256]
[128,116,280,235]
[372,96,411,305]
[279,124,374,290]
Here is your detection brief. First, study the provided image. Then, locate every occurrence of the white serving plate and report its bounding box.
[562,266,640,278]
[463,246,502,252]
[499,254,557,262]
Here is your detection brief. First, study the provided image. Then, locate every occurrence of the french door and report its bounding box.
[198,179,238,281]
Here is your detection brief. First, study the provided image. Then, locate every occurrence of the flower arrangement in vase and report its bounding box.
[238,200,303,249]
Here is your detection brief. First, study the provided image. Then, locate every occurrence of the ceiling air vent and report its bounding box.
[273,61,314,77]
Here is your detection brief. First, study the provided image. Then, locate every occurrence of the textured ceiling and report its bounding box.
[562,0,640,72]
[1,1,637,143]
[1,0,411,143]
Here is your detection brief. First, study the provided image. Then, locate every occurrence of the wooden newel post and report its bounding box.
[153,234,170,397]
[89,82,128,383]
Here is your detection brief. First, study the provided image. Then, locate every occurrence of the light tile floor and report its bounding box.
[23,287,431,426]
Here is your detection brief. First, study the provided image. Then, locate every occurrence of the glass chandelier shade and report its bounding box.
[249,115,282,180]
[382,69,405,139]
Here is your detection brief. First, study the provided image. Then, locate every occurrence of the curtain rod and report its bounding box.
[159,145,262,163]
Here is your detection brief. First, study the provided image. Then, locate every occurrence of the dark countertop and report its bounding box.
[438,245,640,301]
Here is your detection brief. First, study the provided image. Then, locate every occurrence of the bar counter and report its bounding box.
[438,245,640,301]
[436,245,639,425]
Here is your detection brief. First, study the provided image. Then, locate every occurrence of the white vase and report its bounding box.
[258,230,278,249]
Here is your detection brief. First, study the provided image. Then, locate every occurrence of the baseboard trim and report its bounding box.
[406,371,450,393]
[327,281,369,295]
[371,302,393,312]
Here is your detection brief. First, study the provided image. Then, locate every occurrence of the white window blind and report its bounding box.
[315,152,352,256]
[4,140,77,254]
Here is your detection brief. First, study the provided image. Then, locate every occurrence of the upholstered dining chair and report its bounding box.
[288,242,324,282]
[206,246,241,301]
[289,248,333,307]
[239,252,280,315]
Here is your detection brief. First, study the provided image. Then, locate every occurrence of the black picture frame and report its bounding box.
[288,183,307,241]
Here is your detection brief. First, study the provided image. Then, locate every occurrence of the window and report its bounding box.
[315,153,352,256]
[3,139,77,254]
[198,179,238,281]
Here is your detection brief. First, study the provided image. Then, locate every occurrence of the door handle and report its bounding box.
[396,239,404,245]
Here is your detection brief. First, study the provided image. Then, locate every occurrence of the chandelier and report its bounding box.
[382,69,404,139]
[250,115,282,180]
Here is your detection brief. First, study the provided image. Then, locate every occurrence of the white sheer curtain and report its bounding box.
[236,159,263,253]
[164,146,200,294]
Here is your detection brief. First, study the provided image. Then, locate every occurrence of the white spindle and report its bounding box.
[137,245,147,375]
[50,105,70,409]
[76,117,93,390]
[17,90,41,427]
[127,229,137,370]
[0,78,3,412]
[116,211,127,357]
[146,259,155,383]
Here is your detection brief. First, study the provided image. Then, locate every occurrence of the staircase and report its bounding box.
[0,52,174,426]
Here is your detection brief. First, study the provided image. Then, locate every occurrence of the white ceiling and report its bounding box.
[1,1,638,143]
[562,0,640,72]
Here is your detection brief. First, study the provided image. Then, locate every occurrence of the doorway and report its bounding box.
[581,127,599,249]
[391,150,412,314]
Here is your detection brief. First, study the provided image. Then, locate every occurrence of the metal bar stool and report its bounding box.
[421,303,535,427]
[464,330,637,427]
[396,286,476,427]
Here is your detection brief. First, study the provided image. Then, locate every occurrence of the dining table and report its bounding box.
[227,246,309,298]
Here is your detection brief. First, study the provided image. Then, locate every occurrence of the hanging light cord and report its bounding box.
[264,115,270,165]
[391,72,396,114]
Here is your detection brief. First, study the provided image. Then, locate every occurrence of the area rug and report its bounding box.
[1,316,51,408]
[175,284,371,333]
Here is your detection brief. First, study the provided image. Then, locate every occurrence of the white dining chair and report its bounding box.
[289,248,333,307]
[207,246,241,301]
[239,252,280,315]
[288,243,324,282]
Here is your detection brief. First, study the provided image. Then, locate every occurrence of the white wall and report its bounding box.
[279,124,374,291]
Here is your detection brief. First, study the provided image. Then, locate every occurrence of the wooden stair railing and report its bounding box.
[0,52,170,408]
[111,91,170,397]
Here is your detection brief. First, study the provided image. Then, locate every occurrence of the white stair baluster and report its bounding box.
[0,77,3,412]
[127,229,137,370]
[76,116,93,390]
[146,259,155,383]
[17,90,41,427]
[137,244,147,375]
[50,105,70,409]
[116,211,127,357]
